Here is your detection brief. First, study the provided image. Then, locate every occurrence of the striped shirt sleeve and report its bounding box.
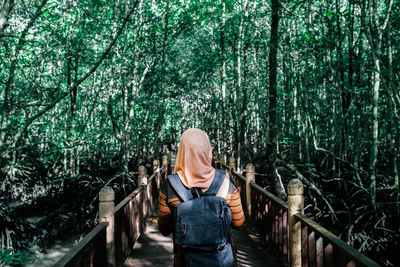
[158,181,173,236]
[226,178,245,230]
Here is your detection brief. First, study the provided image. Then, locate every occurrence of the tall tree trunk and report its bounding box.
[336,0,348,164]
[239,41,249,169]
[354,1,367,170]
[220,0,227,151]
[347,0,355,166]
[236,0,249,169]
[266,0,285,199]
[367,0,393,209]
[154,0,170,147]
[386,18,398,192]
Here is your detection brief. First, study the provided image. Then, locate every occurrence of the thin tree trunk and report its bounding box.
[336,0,348,163]
[347,0,354,164]
[236,0,249,169]
[266,0,285,199]
[220,0,227,151]
[367,0,393,209]
[386,21,398,192]
[154,0,170,146]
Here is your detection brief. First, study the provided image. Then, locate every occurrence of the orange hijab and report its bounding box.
[174,128,216,189]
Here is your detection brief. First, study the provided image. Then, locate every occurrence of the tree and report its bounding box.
[266,0,286,199]
[365,0,393,209]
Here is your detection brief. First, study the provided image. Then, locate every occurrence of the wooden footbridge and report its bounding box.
[54,154,380,267]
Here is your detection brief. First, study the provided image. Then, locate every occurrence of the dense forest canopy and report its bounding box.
[0,0,399,265]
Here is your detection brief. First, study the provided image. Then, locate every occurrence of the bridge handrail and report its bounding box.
[54,163,166,267]
[114,165,165,265]
[218,160,379,267]
[54,223,107,267]
[115,166,163,211]
[294,213,380,267]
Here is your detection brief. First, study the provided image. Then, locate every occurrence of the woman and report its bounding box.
[158,128,245,266]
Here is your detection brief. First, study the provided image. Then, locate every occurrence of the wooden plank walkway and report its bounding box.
[124,214,285,267]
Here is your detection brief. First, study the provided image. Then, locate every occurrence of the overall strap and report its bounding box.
[204,169,226,196]
[167,174,193,202]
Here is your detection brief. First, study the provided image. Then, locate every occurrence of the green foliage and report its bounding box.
[324,11,340,19]
[304,33,312,42]
[0,0,399,265]
[0,249,34,265]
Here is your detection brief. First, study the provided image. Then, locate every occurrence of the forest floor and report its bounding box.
[24,235,80,266]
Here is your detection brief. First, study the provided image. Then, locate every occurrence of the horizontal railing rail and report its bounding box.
[54,223,107,267]
[55,160,166,267]
[114,165,165,265]
[294,213,380,267]
[215,158,380,267]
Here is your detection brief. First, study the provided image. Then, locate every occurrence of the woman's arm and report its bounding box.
[158,182,174,236]
[226,177,245,230]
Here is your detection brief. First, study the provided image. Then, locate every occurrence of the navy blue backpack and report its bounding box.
[168,169,234,267]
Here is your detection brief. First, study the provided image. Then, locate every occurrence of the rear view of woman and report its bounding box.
[158,128,245,267]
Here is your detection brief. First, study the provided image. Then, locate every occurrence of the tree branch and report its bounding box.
[380,0,393,31]
[307,115,367,184]
[3,0,49,113]
[276,158,341,225]
[107,98,124,141]
[74,0,139,89]
[0,34,27,41]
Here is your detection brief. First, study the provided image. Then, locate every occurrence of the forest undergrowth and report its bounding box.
[252,147,400,267]
[0,149,155,266]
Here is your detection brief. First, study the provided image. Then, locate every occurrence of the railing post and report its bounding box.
[166,149,171,176]
[245,163,255,219]
[170,151,176,172]
[219,153,226,169]
[214,151,219,167]
[153,159,160,188]
[153,159,160,180]
[162,155,168,178]
[138,165,147,185]
[229,156,235,172]
[99,186,115,267]
[288,179,304,267]
[166,149,171,166]
[153,159,160,172]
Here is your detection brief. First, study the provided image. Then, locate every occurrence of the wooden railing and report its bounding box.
[54,150,380,267]
[53,223,107,267]
[55,160,166,267]
[216,157,380,267]
[294,214,379,267]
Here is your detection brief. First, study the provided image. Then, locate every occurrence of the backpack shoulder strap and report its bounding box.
[167,174,193,202]
[204,169,226,196]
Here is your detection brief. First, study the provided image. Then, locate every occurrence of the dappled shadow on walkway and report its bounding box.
[125,214,284,267]
[124,216,174,267]
[232,225,284,267]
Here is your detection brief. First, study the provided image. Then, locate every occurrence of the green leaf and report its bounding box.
[325,12,335,18]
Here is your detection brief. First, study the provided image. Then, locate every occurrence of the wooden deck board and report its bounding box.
[124,215,285,267]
